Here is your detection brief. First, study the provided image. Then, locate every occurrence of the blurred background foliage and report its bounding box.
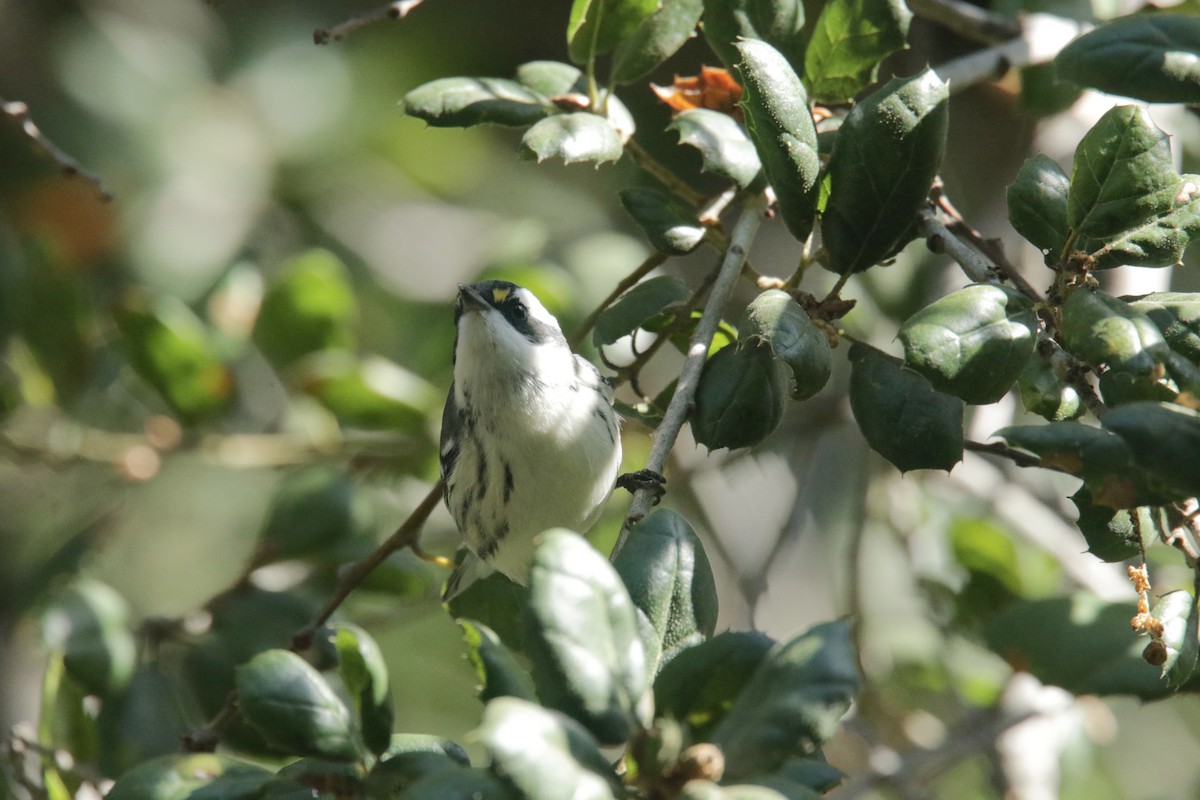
[4,0,1200,798]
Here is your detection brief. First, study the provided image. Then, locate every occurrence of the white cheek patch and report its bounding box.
[516,290,563,335]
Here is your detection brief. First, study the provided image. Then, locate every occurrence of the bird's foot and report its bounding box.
[616,469,667,506]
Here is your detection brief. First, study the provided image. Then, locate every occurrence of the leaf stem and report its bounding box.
[611,198,767,557]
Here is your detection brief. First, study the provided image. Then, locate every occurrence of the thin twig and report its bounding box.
[570,252,668,348]
[965,439,1041,468]
[2,98,112,201]
[932,188,1044,303]
[916,207,1000,285]
[625,139,707,207]
[932,13,1089,95]
[907,0,1020,44]
[611,198,766,556]
[313,0,423,44]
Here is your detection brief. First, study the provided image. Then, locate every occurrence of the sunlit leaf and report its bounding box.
[803,0,911,103]
[1056,16,1200,104]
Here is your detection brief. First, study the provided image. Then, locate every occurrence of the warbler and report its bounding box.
[440,280,624,595]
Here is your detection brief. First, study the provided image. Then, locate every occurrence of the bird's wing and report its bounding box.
[439,383,461,484]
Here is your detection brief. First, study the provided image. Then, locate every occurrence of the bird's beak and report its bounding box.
[458,283,490,313]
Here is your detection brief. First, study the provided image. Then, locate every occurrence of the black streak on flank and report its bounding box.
[503,462,514,504]
[476,446,488,501]
[594,407,615,443]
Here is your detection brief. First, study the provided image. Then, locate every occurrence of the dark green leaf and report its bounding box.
[235,649,361,760]
[41,579,136,697]
[613,509,718,677]
[1069,488,1153,563]
[1067,105,1179,242]
[520,113,624,165]
[1155,590,1200,689]
[736,39,820,242]
[516,61,586,97]
[1056,15,1200,104]
[459,619,537,702]
[276,759,365,797]
[524,530,651,745]
[380,734,471,764]
[258,467,367,561]
[568,0,660,63]
[803,0,912,103]
[403,77,550,128]
[898,284,1037,404]
[1019,62,1083,118]
[1097,366,1176,406]
[115,292,233,423]
[823,69,949,274]
[1017,354,1083,421]
[691,340,789,451]
[1060,288,1169,375]
[331,623,393,756]
[447,572,530,655]
[984,594,1171,698]
[1007,154,1071,256]
[655,631,775,740]
[11,239,93,400]
[761,759,844,793]
[106,755,273,800]
[1130,291,1200,363]
[254,248,357,369]
[593,276,688,348]
[848,342,963,472]
[667,109,763,188]
[612,0,705,84]
[712,620,858,779]
[403,766,516,800]
[477,697,619,800]
[1101,401,1200,502]
[1087,175,1200,269]
[619,187,706,255]
[738,290,832,400]
[367,751,467,799]
[297,351,438,431]
[96,666,193,772]
[702,0,806,71]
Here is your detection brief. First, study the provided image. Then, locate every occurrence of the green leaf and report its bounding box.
[1101,402,1200,502]
[1067,105,1179,242]
[1017,354,1083,422]
[106,755,274,800]
[254,249,357,369]
[115,292,233,423]
[1087,175,1200,269]
[297,351,439,431]
[524,530,651,745]
[477,697,618,800]
[612,509,719,677]
[258,466,367,561]
[702,0,806,71]
[1060,287,1170,375]
[593,276,688,348]
[41,579,136,697]
[738,290,832,400]
[848,342,964,472]
[619,187,706,255]
[516,61,586,97]
[459,619,537,703]
[331,623,393,756]
[380,733,471,764]
[1129,291,1200,363]
[1154,590,1200,689]
[655,631,775,740]
[712,620,858,779]
[691,339,789,451]
[276,759,365,797]
[367,751,469,799]
[898,284,1038,405]
[403,77,550,128]
[520,113,624,165]
[668,109,763,189]
[403,765,516,800]
[447,572,530,655]
[823,69,949,274]
[736,39,821,242]
[97,666,194,771]
[235,649,361,760]
[1056,15,1200,104]
[1069,488,1154,563]
[759,759,845,793]
[983,593,1172,698]
[568,0,660,63]
[612,0,705,84]
[802,0,912,103]
[1006,154,1071,256]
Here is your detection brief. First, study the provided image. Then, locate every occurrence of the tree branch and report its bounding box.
[907,0,1020,44]
[313,0,423,44]
[611,198,766,557]
[933,13,1089,95]
[2,99,112,201]
[965,439,1041,468]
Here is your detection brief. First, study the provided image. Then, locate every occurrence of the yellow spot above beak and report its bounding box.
[491,288,510,303]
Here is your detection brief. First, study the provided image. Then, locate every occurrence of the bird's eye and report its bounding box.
[511,302,527,321]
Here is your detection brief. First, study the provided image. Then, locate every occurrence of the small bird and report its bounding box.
[440,280,624,595]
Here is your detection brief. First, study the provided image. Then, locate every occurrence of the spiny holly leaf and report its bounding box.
[612,0,704,84]
[1101,401,1200,502]
[520,113,624,166]
[823,70,949,274]
[668,109,763,189]
[620,187,706,255]
[848,343,963,472]
[1056,15,1200,104]
[1129,291,1200,364]
[1007,154,1071,256]
[593,276,688,348]
[1069,488,1153,563]
[1059,287,1169,376]
[403,77,551,128]
[655,631,775,741]
[1153,590,1200,689]
[1017,354,1083,422]
[568,0,660,64]
[738,290,832,400]
[692,339,790,451]
[1088,175,1200,269]
[736,39,821,243]
[702,0,807,71]
[899,284,1038,405]
[803,0,912,103]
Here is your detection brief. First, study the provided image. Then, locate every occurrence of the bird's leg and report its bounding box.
[616,469,667,506]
